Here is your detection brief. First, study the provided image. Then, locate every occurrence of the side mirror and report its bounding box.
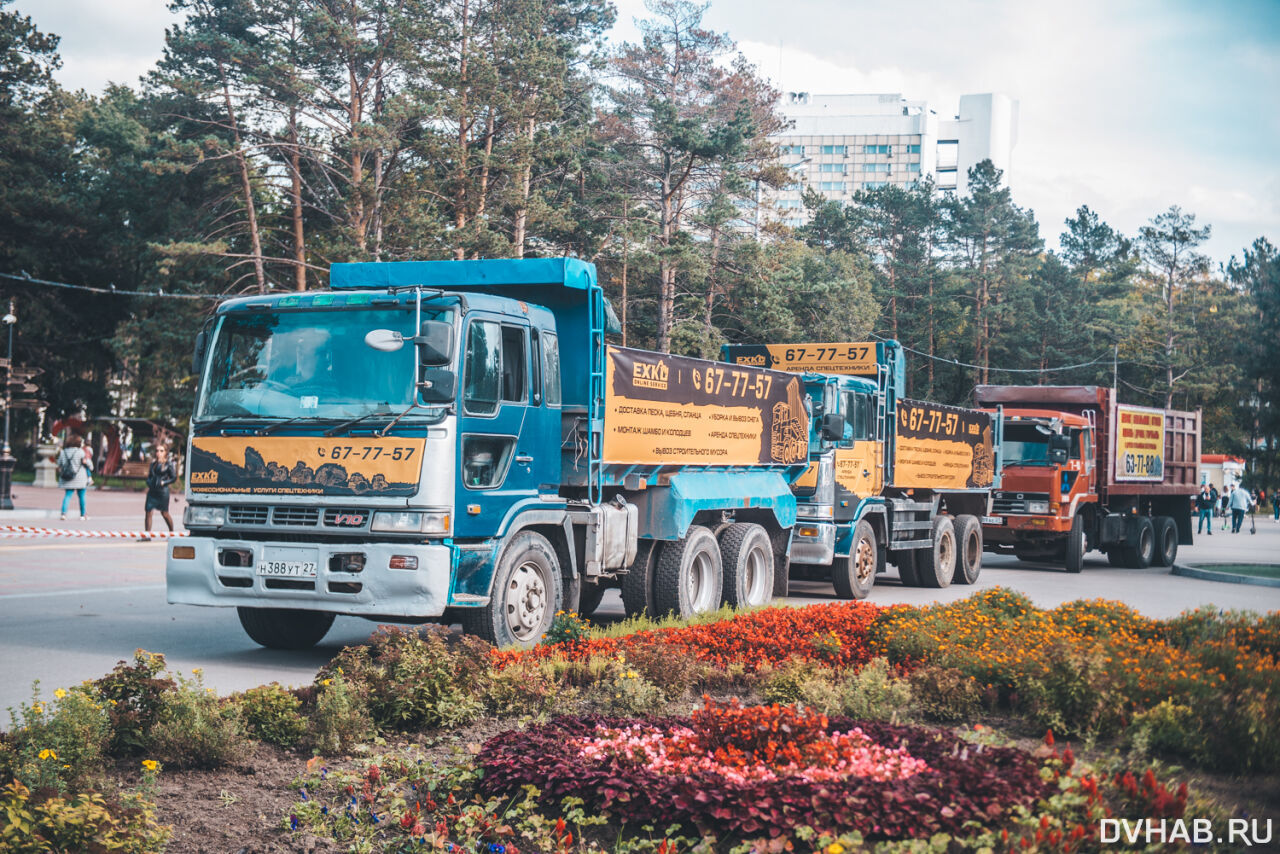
[1049,434,1071,464]
[418,368,456,404]
[821,413,846,442]
[192,330,208,377]
[415,320,453,365]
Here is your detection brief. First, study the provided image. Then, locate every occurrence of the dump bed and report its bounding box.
[890,399,996,490]
[974,385,1200,498]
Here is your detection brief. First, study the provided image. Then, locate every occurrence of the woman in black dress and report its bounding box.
[143,445,177,537]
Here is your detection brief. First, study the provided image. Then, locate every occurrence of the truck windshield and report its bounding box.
[1002,423,1052,466]
[195,307,451,421]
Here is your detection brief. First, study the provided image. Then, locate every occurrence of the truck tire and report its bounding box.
[953,515,983,584]
[719,523,774,608]
[652,526,723,619]
[577,581,607,617]
[620,540,658,618]
[1106,548,1126,567]
[896,550,920,586]
[1064,514,1085,573]
[1152,516,1178,567]
[237,607,335,650]
[916,516,957,588]
[463,530,562,648]
[833,519,877,600]
[1121,516,1155,569]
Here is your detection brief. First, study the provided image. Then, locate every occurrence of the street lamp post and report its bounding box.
[0,299,16,511]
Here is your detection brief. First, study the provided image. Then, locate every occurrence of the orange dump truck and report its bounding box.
[975,385,1201,572]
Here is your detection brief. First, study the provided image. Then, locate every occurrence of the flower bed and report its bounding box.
[478,698,1049,840]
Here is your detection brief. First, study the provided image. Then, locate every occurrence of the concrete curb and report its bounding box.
[1171,563,1280,589]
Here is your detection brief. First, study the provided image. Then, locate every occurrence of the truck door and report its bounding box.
[455,316,538,537]
[832,389,882,515]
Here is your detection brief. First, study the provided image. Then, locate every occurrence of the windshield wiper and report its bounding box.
[376,404,423,437]
[324,410,392,437]
[194,414,247,435]
[257,416,308,436]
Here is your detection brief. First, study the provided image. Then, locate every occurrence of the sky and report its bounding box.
[21,0,1280,267]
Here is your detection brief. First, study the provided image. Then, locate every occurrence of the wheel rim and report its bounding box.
[963,529,979,567]
[744,543,770,605]
[853,535,875,584]
[1139,528,1153,560]
[938,532,954,576]
[688,548,717,612]
[505,560,549,642]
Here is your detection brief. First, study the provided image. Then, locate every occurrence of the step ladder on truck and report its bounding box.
[723,342,1003,597]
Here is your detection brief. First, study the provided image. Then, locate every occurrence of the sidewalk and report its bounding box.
[0,483,186,531]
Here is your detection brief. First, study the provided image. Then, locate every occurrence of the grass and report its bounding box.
[1195,564,1280,579]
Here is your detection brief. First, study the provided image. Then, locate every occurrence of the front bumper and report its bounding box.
[166,535,454,618]
[791,520,836,565]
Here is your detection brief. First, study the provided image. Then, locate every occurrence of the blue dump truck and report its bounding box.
[167,259,810,649]
[723,342,1000,597]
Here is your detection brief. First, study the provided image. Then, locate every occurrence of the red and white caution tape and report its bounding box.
[0,526,190,539]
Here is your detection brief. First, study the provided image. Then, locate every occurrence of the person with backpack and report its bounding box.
[56,434,93,520]
[141,444,177,538]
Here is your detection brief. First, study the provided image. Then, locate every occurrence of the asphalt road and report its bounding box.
[2,500,1278,713]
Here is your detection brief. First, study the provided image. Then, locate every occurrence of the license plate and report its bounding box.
[982,516,1005,525]
[257,548,318,578]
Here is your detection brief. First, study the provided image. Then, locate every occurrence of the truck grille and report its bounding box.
[273,506,320,526]
[324,508,370,528]
[992,492,1050,514]
[227,505,269,525]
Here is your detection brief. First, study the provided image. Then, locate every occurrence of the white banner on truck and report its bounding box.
[1113,403,1166,482]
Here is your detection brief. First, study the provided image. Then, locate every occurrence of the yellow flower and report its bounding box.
[54,689,67,700]
[31,703,43,715]
[321,679,332,687]
[38,749,57,761]
[192,668,202,675]
[827,844,845,854]
[142,759,159,772]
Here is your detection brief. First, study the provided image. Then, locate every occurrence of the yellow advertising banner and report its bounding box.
[722,343,880,376]
[1114,404,1166,482]
[602,347,809,467]
[833,442,882,498]
[891,400,994,489]
[189,436,425,496]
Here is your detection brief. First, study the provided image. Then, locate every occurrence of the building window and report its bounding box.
[820,144,846,155]
[906,144,921,154]
[863,181,888,189]
[863,162,891,173]
[817,181,845,192]
[864,144,892,155]
[776,199,802,209]
[819,163,846,173]
[785,218,804,228]
[781,144,805,156]
[906,162,921,172]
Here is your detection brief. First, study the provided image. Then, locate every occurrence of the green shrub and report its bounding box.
[542,610,591,646]
[319,627,488,731]
[908,664,980,723]
[309,670,374,754]
[838,657,913,721]
[233,683,306,748]
[585,656,667,715]
[149,672,244,769]
[1013,642,1117,738]
[91,650,176,757]
[0,780,170,853]
[760,659,815,706]
[1128,699,1198,759]
[484,661,565,718]
[623,642,709,698]
[6,684,110,794]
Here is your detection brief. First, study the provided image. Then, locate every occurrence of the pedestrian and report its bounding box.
[1229,483,1253,533]
[1194,484,1215,536]
[55,434,93,520]
[1221,487,1231,530]
[141,444,177,538]
[1272,490,1280,522]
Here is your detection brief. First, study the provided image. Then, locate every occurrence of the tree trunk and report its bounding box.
[289,107,306,291]
[217,61,265,293]
[657,164,674,353]
[347,57,366,253]
[453,0,471,260]
[621,197,629,347]
[511,117,535,258]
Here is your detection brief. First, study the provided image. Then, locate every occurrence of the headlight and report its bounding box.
[1027,500,1050,515]
[797,503,835,519]
[185,505,226,527]
[371,510,451,535]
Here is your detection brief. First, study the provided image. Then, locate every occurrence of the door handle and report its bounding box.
[515,454,534,464]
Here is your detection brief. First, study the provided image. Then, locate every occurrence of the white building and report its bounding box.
[763,92,1019,229]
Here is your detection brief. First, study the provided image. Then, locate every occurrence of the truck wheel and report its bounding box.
[916,516,957,588]
[237,607,335,650]
[719,523,774,608]
[953,515,983,584]
[833,520,877,600]
[577,581,607,617]
[620,540,658,618]
[1064,514,1085,573]
[463,531,562,648]
[1106,548,1126,567]
[652,526,723,619]
[1121,516,1155,569]
[1152,517,1178,567]
[896,550,920,586]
